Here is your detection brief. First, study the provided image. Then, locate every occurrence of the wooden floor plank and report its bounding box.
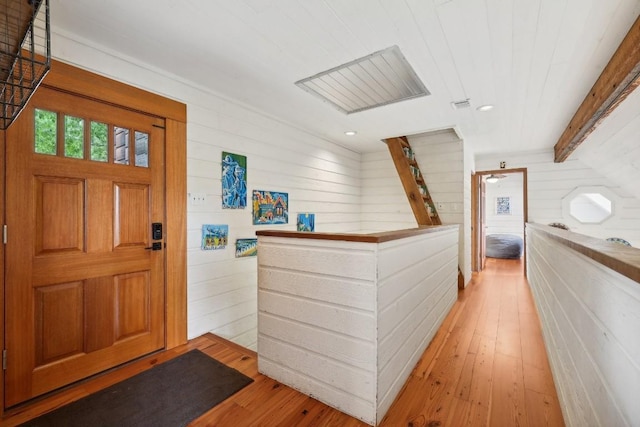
[465,334,496,424]
[2,258,565,427]
[490,353,528,427]
[525,388,564,427]
[454,349,477,401]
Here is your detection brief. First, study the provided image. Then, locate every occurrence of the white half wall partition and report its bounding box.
[256,226,459,425]
[526,223,640,426]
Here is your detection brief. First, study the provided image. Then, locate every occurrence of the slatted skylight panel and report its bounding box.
[295,45,429,114]
[305,77,361,113]
[339,67,387,106]
[327,70,378,110]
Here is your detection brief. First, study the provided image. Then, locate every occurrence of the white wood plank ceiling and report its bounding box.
[51,0,640,155]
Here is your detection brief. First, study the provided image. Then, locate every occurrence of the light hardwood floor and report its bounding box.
[3,258,564,426]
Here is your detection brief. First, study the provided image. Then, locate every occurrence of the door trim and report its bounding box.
[471,168,528,273]
[1,59,187,414]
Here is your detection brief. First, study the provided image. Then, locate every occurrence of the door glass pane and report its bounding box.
[114,126,130,165]
[90,121,108,162]
[34,109,57,155]
[134,131,149,168]
[64,116,84,159]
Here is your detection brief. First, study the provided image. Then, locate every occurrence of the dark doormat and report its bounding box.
[21,349,254,427]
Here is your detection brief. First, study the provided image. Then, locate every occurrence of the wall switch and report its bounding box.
[189,193,206,205]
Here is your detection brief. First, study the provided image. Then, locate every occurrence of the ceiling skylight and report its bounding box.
[295,45,430,114]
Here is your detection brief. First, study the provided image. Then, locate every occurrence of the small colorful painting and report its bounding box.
[221,152,247,209]
[252,190,288,225]
[235,238,258,257]
[297,213,315,232]
[496,196,511,215]
[201,224,229,250]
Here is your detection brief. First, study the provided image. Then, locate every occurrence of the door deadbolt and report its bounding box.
[145,242,163,251]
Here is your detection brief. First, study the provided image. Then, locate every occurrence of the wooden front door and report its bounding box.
[4,87,166,407]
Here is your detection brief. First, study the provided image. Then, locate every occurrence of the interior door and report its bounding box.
[4,87,166,407]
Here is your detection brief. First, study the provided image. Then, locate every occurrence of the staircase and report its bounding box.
[385,136,441,226]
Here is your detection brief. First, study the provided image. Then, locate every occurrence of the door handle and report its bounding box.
[145,242,163,251]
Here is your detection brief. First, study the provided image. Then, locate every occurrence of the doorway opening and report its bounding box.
[471,168,528,273]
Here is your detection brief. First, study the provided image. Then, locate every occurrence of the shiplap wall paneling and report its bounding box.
[52,33,363,351]
[361,129,466,230]
[360,150,416,232]
[476,150,640,247]
[360,131,468,279]
[257,236,378,425]
[376,229,459,420]
[526,227,640,426]
[409,132,464,224]
[409,130,467,279]
[462,144,474,284]
[186,102,362,350]
[484,173,524,238]
[257,228,459,425]
[409,131,465,225]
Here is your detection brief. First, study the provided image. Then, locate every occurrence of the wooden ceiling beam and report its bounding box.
[554,14,640,163]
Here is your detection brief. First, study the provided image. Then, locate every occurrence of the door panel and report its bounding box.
[5,87,166,407]
[35,177,85,254]
[115,271,151,340]
[114,183,150,247]
[35,282,84,365]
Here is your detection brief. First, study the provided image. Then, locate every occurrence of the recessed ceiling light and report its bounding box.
[344,131,357,136]
[477,104,494,112]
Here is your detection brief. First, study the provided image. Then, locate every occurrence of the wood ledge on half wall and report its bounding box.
[255,224,459,244]
[526,223,640,284]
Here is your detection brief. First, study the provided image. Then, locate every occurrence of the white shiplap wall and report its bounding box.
[476,150,640,248]
[409,130,465,227]
[52,31,362,350]
[257,236,378,425]
[360,149,416,232]
[360,129,470,283]
[462,140,474,284]
[186,105,361,349]
[411,130,470,283]
[376,228,458,420]
[257,227,459,425]
[526,226,640,426]
[484,173,524,238]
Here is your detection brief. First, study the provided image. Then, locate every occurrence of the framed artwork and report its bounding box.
[201,224,229,250]
[252,190,288,225]
[297,213,315,232]
[496,196,511,215]
[221,152,247,209]
[235,238,258,257]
